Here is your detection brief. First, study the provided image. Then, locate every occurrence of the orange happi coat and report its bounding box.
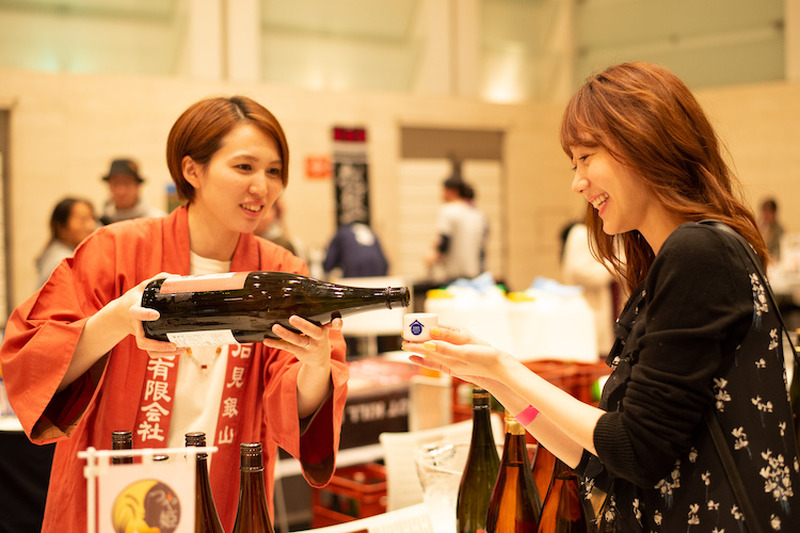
[0,206,348,532]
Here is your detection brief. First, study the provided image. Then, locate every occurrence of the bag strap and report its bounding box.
[699,220,783,533]
[699,220,799,364]
[704,411,766,533]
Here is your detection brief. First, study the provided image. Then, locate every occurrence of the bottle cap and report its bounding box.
[472,387,491,407]
[111,430,133,449]
[240,442,265,472]
[185,431,207,447]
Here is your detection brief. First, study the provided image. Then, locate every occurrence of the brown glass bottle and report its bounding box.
[232,442,274,533]
[486,416,542,532]
[141,271,410,345]
[789,329,800,443]
[111,430,133,465]
[537,459,590,533]
[531,443,556,505]
[185,432,224,533]
[456,388,501,533]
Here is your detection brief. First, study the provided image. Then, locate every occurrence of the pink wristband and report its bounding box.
[515,405,540,426]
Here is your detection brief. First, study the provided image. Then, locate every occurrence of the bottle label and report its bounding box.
[159,272,249,294]
[166,329,239,347]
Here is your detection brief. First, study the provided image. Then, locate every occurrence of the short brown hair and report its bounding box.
[166,96,289,202]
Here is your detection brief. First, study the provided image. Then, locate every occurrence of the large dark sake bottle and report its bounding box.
[111,430,133,465]
[141,271,410,346]
[232,442,274,533]
[486,415,542,532]
[185,432,224,533]
[537,459,590,533]
[456,388,501,533]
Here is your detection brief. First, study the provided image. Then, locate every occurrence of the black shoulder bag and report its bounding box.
[700,220,800,533]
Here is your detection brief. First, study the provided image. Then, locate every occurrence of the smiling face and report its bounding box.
[570,143,653,237]
[183,123,284,259]
[569,140,686,254]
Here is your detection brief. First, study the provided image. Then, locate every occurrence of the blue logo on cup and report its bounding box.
[409,320,425,336]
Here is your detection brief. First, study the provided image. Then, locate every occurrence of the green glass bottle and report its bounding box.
[141,271,410,346]
[456,388,501,533]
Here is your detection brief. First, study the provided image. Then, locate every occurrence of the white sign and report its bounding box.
[80,447,212,533]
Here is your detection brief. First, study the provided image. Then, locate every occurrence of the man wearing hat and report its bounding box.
[99,158,166,225]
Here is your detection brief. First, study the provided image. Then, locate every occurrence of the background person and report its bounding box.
[425,167,488,282]
[99,157,166,224]
[0,95,349,532]
[36,197,97,287]
[323,222,389,279]
[758,196,784,262]
[560,221,616,356]
[255,197,308,263]
[403,62,800,531]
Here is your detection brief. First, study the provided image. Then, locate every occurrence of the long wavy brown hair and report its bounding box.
[559,62,767,294]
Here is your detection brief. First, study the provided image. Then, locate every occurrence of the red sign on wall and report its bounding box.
[305,155,332,179]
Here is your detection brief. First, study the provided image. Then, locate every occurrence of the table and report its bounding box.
[293,503,435,533]
[0,416,55,533]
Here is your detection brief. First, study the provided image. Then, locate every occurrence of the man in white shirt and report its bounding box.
[426,174,488,282]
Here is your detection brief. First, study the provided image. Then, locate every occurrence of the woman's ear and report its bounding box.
[181,155,201,190]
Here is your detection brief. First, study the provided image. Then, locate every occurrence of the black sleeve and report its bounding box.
[593,224,753,486]
[437,234,450,254]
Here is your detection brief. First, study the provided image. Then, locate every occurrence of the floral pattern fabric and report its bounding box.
[577,223,800,532]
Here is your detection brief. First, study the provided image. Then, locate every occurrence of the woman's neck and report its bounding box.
[640,207,689,255]
[186,205,240,261]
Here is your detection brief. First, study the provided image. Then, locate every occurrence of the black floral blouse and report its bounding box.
[576,222,800,532]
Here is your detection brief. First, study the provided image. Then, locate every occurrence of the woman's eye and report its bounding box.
[267,167,282,176]
[236,163,253,171]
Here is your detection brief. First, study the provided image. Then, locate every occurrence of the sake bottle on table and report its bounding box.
[531,443,557,505]
[185,432,224,533]
[141,271,410,346]
[537,459,591,533]
[232,442,275,533]
[788,329,800,443]
[486,415,542,532]
[456,388,501,533]
[111,430,133,465]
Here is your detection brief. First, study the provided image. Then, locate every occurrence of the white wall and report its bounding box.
[3,68,800,310]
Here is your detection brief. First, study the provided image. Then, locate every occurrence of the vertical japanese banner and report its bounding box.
[332,126,370,227]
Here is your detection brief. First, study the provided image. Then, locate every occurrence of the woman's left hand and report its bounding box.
[402,325,512,385]
[264,315,343,418]
[263,315,343,368]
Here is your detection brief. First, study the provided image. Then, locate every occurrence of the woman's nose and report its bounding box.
[249,175,268,196]
[571,171,587,195]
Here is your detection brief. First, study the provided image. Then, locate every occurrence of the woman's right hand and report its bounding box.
[62,273,185,391]
[123,273,187,358]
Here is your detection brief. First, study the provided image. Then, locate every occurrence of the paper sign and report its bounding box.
[97,459,195,533]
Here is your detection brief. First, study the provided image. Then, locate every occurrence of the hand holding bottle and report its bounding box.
[263,314,342,366]
[125,273,188,358]
[264,315,343,418]
[59,272,184,391]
